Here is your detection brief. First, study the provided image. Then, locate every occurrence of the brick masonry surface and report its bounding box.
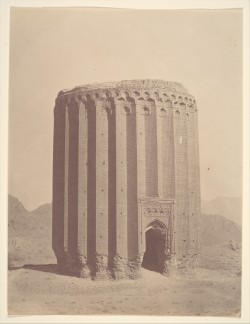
[52,79,201,279]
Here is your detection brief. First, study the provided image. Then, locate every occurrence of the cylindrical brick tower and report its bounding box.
[52,79,201,279]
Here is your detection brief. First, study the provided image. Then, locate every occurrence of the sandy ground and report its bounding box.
[8,244,241,316]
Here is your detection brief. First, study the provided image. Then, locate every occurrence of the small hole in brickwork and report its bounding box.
[193,240,195,242]
[183,212,185,215]
[121,161,123,164]
[120,212,122,214]
[140,132,143,135]
[121,189,123,192]
[101,189,104,192]
[103,161,105,165]
[183,240,186,242]
[192,213,194,215]
[100,236,103,239]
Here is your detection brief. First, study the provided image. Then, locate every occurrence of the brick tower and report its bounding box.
[52,80,201,279]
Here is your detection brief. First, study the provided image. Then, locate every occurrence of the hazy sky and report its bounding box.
[9,8,243,210]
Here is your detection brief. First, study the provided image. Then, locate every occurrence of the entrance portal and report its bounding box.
[142,221,167,273]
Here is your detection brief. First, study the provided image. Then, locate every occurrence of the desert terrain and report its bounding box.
[8,195,242,316]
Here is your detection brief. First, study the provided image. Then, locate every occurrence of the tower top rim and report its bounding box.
[57,79,190,97]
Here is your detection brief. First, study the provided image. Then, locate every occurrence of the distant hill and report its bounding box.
[201,213,241,246]
[8,195,55,268]
[8,195,241,268]
[201,196,242,225]
[8,195,26,214]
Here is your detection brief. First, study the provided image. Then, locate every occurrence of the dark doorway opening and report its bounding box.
[142,225,166,273]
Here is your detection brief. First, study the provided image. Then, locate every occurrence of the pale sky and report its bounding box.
[9,8,243,210]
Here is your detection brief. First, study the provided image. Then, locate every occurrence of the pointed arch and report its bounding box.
[145,219,167,232]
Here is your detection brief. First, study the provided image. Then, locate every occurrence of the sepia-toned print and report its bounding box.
[7,6,244,318]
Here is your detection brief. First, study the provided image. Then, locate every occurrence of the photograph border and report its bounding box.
[0,0,249,323]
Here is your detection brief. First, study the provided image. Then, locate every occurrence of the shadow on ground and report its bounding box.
[9,264,77,277]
